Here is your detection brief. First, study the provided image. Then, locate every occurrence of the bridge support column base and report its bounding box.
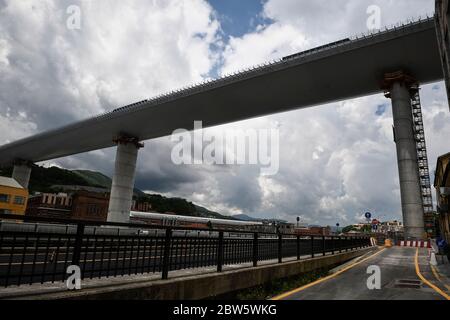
[12,161,32,189]
[107,137,143,223]
[385,78,425,240]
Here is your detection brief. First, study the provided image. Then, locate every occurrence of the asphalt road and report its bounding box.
[276,246,444,300]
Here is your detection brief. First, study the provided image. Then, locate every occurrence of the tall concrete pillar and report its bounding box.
[12,161,32,189]
[384,75,425,239]
[107,136,143,223]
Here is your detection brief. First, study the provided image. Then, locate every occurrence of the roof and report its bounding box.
[0,176,25,189]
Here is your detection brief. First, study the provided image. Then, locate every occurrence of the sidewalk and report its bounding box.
[0,254,312,299]
[427,242,450,295]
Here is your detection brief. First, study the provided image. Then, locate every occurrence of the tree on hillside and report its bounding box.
[342,225,356,233]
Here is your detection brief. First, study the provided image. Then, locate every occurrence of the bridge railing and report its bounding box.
[0,214,371,288]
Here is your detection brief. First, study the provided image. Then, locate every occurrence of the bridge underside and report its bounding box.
[0,18,443,166]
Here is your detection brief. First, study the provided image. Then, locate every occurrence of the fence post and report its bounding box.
[311,236,314,258]
[162,228,172,280]
[278,233,282,263]
[296,235,300,260]
[71,223,85,266]
[253,233,258,267]
[217,231,224,272]
[331,236,334,255]
[322,236,326,256]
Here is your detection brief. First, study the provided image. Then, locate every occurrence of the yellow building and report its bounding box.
[0,176,28,215]
[434,152,450,243]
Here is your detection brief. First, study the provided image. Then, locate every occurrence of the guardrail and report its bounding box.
[0,214,371,288]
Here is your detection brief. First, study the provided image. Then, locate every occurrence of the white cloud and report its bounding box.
[214,0,446,225]
[0,0,221,132]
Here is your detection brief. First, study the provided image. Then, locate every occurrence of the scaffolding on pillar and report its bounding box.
[410,86,435,236]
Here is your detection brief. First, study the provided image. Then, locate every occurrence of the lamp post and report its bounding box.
[336,223,340,235]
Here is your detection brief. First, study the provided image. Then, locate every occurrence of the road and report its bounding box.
[274,247,447,300]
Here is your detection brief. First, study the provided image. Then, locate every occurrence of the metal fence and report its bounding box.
[0,214,371,287]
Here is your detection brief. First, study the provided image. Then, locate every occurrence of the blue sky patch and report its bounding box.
[375,104,387,116]
[208,0,271,37]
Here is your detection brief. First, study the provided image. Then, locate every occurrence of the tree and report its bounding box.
[342,225,355,233]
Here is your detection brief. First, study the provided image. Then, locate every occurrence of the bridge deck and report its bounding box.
[0,18,443,166]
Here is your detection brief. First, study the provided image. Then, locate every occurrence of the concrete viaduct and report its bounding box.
[0,17,444,239]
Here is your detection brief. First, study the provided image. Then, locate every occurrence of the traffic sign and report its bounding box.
[364,212,372,219]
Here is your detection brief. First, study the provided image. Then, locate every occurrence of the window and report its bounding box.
[87,204,100,216]
[13,196,25,205]
[0,194,10,203]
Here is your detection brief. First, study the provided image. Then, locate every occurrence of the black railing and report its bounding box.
[0,214,371,287]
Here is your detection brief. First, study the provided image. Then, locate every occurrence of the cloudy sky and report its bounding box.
[1,0,449,226]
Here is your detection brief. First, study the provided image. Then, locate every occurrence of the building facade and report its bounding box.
[294,226,331,236]
[379,220,404,233]
[131,199,152,212]
[26,193,72,219]
[71,191,109,221]
[436,0,450,110]
[0,177,28,215]
[434,152,450,244]
[26,191,109,221]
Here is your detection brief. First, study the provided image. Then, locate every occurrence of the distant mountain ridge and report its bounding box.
[233,214,261,221]
[233,214,288,224]
[72,169,144,196]
[72,170,112,189]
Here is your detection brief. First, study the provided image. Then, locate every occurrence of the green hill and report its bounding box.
[0,165,230,220]
[72,170,112,189]
[0,165,97,193]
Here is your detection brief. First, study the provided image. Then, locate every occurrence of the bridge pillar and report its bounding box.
[383,72,425,240]
[12,160,32,189]
[107,136,143,223]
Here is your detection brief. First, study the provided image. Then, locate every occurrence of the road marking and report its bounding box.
[430,263,450,292]
[414,248,450,300]
[431,265,442,282]
[271,248,386,300]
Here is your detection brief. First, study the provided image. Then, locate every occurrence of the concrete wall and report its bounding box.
[23,247,373,300]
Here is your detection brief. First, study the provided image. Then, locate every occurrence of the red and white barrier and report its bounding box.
[398,240,431,248]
